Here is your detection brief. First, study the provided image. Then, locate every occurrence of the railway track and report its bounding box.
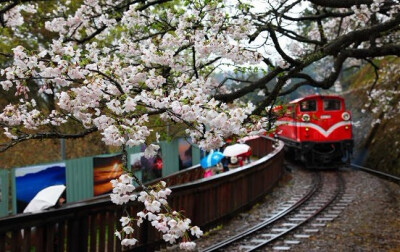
[350,163,400,184]
[201,170,351,252]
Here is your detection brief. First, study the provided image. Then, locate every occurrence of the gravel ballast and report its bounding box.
[193,167,400,251]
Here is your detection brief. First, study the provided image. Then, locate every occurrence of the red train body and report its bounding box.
[273,95,353,168]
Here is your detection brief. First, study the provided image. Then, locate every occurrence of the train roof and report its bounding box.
[289,94,344,104]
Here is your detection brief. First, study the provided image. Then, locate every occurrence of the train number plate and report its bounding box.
[320,115,331,119]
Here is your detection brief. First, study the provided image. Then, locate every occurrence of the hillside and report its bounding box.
[342,58,400,176]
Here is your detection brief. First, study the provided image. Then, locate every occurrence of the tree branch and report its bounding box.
[0,127,98,152]
[365,58,380,95]
[214,67,283,103]
[308,0,373,8]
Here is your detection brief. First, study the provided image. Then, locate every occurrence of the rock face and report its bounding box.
[342,88,373,164]
[343,87,400,177]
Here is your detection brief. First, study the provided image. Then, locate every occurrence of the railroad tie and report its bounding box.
[272,228,289,232]
[239,245,256,251]
[250,239,269,243]
[324,214,338,218]
[273,246,291,250]
[311,223,326,227]
[281,223,297,227]
[316,217,334,221]
[288,217,307,221]
[304,228,319,233]
[284,240,301,244]
[294,214,311,218]
[293,234,311,238]
[332,206,346,210]
[299,211,315,214]
[261,233,278,238]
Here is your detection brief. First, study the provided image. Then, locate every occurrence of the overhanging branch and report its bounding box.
[0,127,98,152]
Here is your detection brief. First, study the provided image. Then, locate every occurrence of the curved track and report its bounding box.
[201,170,346,252]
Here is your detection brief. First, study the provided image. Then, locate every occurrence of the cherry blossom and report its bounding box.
[112,173,202,249]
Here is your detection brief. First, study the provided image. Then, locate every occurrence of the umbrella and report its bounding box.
[23,185,66,213]
[200,151,224,168]
[223,143,250,157]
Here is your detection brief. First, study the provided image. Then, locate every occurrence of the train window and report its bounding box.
[300,100,316,112]
[323,99,341,111]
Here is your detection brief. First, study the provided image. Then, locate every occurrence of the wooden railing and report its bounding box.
[0,137,284,252]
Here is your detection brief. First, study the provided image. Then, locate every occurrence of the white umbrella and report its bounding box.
[23,185,66,213]
[223,143,250,157]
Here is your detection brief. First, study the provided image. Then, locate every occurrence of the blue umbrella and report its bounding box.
[200,151,224,168]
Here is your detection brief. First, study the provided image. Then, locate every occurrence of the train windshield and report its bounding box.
[300,100,316,112]
[323,99,341,111]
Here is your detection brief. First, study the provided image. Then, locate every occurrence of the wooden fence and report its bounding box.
[0,137,284,252]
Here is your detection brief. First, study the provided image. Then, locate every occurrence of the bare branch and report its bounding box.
[0,127,98,152]
[365,58,380,95]
[268,27,301,65]
[308,0,373,8]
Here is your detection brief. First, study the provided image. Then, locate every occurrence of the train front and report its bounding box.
[296,95,353,167]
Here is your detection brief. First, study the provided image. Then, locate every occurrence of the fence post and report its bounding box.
[160,139,179,177]
[126,146,142,184]
[11,169,16,215]
[191,144,201,166]
[0,170,9,217]
[66,157,94,202]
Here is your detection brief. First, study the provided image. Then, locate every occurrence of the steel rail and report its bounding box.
[350,163,400,184]
[248,171,345,251]
[200,172,321,252]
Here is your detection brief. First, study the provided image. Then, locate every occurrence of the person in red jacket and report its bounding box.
[153,155,163,178]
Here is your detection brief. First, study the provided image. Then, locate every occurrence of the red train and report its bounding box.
[272,95,353,168]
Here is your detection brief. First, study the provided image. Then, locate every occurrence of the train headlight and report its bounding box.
[342,112,350,121]
[302,114,310,122]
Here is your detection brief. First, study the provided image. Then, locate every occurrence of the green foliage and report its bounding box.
[346,57,400,89]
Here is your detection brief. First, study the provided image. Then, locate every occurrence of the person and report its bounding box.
[203,168,213,178]
[228,156,239,169]
[57,197,66,207]
[301,101,308,111]
[221,157,229,172]
[54,191,66,209]
[215,162,223,174]
[153,155,163,178]
[178,155,184,170]
[238,156,244,166]
[245,147,252,164]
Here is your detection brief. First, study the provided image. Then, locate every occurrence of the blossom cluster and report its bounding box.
[303,0,398,57]
[361,61,400,126]
[0,0,263,152]
[112,175,203,250]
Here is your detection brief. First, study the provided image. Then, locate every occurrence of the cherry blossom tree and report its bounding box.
[1,0,400,249]
[0,0,262,249]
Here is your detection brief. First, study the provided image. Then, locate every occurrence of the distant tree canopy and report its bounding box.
[0,0,400,153]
